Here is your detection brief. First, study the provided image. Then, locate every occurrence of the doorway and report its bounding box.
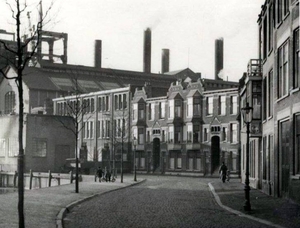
[153,138,160,171]
[211,136,220,173]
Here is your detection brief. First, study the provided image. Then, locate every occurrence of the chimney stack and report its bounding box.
[143,28,151,73]
[161,49,170,74]
[215,38,224,80]
[94,40,102,68]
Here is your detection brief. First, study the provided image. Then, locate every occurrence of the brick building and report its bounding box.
[131,71,240,176]
[239,0,299,203]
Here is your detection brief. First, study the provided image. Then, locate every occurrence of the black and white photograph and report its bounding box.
[0,0,299,227]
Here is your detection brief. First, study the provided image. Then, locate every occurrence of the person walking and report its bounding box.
[219,162,228,183]
[96,167,103,182]
[105,170,111,182]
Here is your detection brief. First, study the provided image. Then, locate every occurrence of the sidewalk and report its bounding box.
[0,174,144,228]
[1,176,299,228]
[209,178,300,228]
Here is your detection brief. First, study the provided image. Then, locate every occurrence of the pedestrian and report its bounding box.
[227,169,230,182]
[219,162,228,183]
[106,170,111,182]
[96,167,103,182]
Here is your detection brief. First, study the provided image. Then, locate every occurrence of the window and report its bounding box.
[90,121,94,138]
[149,103,155,120]
[4,91,15,114]
[152,129,160,134]
[193,97,201,116]
[263,16,267,59]
[159,102,165,118]
[252,94,262,119]
[0,139,6,157]
[230,96,237,115]
[168,126,174,143]
[278,41,289,98]
[268,3,273,52]
[162,130,166,142]
[114,95,118,110]
[263,77,267,120]
[175,100,182,117]
[97,97,102,112]
[123,94,127,109]
[222,127,227,141]
[268,70,273,117]
[294,28,299,88]
[230,123,238,143]
[187,98,192,117]
[277,0,289,23]
[169,152,182,169]
[8,138,18,157]
[91,98,95,112]
[206,97,213,115]
[204,128,208,142]
[138,128,144,145]
[193,125,200,143]
[119,95,122,110]
[211,126,221,133]
[174,126,181,143]
[138,104,145,120]
[219,95,226,115]
[133,103,137,120]
[32,138,47,157]
[168,100,174,118]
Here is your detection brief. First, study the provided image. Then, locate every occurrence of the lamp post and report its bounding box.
[133,137,137,181]
[241,102,253,211]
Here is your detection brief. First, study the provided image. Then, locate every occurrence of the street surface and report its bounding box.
[63,175,273,228]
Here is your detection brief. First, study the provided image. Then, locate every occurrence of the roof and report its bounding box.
[164,68,201,82]
[4,61,182,93]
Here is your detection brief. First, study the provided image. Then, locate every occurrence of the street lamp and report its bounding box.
[133,137,137,181]
[241,102,253,211]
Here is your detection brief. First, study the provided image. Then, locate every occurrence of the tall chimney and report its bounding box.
[143,28,151,73]
[215,38,224,80]
[161,49,170,74]
[94,40,102,68]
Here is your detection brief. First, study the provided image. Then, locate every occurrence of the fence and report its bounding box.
[0,170,77,190]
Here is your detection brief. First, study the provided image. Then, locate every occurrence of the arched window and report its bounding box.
[5,91,15,114]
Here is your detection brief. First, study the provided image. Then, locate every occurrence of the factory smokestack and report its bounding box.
[94,40,102,68]
[161,49,170,74]
[215,38,224,80]
[143,28,151,73]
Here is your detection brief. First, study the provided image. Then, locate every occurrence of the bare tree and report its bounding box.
[54,72,93,193]
[112,108,130,183]
[0,1,53,227]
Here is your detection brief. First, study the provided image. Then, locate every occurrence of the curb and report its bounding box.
[56,179,146,228]
[208,182,285,228]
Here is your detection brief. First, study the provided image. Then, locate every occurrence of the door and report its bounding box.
[153,138,160,171]
[211,136,220,173]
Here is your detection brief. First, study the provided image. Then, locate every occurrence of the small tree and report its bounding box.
[113,108,130,183]
[54,72,94,193]
[0,1,53,227]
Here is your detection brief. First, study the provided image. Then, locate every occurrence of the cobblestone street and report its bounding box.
[63,176,273,228]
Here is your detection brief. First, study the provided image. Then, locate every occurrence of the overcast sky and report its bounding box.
[0,0,266,82]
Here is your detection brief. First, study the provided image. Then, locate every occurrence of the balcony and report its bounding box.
[247,59,262,77]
